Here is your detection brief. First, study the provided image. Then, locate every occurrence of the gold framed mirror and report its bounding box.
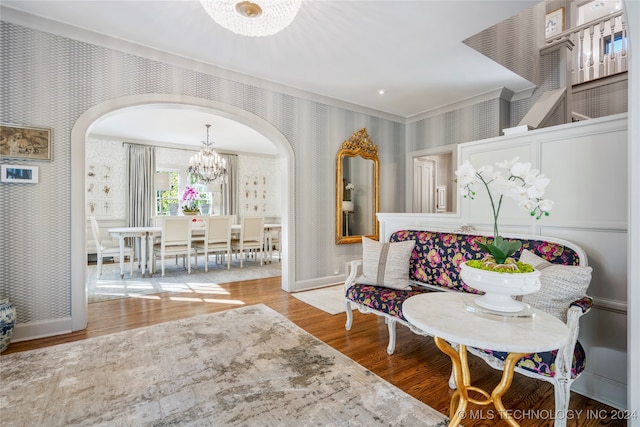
[336,128,379,244]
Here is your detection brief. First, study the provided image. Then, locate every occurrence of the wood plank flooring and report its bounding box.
[3,276,625,426]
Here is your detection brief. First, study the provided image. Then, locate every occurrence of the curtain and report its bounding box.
[126,144,156,227]
[220,154,238,220]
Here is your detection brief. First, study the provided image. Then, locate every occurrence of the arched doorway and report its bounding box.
[70,94,295,331]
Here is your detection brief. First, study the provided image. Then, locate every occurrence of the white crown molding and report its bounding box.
[405,87,521,124]
[510,86,538,102]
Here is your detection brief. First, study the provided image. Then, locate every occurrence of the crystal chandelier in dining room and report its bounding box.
[188,124,227,184]
[199,0,302,37]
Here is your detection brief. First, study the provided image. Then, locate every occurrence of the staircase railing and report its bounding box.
[547,10,627,85]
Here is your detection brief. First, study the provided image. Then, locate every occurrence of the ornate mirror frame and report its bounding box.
[335,128,380,244]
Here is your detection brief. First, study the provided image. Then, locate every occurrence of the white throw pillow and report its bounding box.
[519,249,592,322]
[357,237,416,290]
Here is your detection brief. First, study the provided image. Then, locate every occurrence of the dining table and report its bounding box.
[108,226,161,278]
[108,219,281,278]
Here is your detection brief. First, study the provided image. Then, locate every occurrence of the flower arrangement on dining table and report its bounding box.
[455,157,554,272]
[180,186,201,213]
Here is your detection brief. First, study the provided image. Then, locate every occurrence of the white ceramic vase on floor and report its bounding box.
[0,298,16,353]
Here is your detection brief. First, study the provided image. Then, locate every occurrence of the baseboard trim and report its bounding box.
[11,318,73,343]
[294,275,344,291]
[572,371,627,410]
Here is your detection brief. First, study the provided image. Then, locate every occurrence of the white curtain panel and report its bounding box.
[221,154,239,219]
[127,144,156,227]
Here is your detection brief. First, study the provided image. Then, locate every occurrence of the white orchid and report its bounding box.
[538,199,555,212]
[495,157,520,170]
[455,157,554,264]
[454,161,477,188]
[518,199,538,212]
[510,161,532,178]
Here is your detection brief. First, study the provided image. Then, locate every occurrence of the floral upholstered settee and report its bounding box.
[344,229,593,424]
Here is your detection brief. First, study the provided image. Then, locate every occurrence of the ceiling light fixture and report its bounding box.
[199,0,302,37]
[188,124,227,184]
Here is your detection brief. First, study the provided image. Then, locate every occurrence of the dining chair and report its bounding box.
[152,217,195,277]
[90,216,134,278]
[231,216,264,268]
[193,215,234,271]
[266,226,281,262]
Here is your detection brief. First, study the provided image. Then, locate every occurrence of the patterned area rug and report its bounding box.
[1,305,448,426]
[88,254,281,303]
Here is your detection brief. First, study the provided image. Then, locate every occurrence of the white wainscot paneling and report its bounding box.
[461,141,537,227]
[573,309,628,410]
[542,227,628,303]
[538,227,628,410]
[540,130,628,229]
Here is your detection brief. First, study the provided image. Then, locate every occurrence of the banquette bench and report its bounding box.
[344,229,593,423]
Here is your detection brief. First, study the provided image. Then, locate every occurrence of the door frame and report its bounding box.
[70,94,295,331]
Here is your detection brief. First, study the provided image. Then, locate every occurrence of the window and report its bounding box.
[604,31,625,55]
[156,172,179,215]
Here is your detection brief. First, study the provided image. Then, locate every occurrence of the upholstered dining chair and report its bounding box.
[90,216,134,278]
[267,227,281,262]
[152,217,195,277]
[193,215,234,271]
[231,216,264,268]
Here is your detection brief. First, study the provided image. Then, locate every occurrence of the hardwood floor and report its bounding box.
[4,276,625,426]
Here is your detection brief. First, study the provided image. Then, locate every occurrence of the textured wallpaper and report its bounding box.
[0,21,405,325]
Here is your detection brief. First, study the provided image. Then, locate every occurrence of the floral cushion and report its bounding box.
[473,340,587,379]
[346,284,431,321]
[389,230,581,293]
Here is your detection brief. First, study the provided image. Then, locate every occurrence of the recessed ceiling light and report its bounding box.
[378,89,385,95]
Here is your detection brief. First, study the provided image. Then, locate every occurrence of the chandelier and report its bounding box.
[199,0,302,37]
[188,124,227,184]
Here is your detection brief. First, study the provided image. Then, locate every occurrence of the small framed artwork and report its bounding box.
[1,164,39,183]
[545,7,564,39]
[0,123,52,160]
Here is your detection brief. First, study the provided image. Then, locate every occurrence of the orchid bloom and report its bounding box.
[180,186,201,210]
[455,157,554,263]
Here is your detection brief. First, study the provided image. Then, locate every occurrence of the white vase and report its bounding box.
[342,200,354,212]
[460,261,541,312]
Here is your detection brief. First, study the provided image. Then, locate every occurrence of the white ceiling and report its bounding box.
[2,0,543,152]
[90,106,280,156]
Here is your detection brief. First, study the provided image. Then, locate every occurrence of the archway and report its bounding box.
[70,94,296,331]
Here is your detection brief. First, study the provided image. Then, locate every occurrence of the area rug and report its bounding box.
[88,255,281,303]
[0,304,448,427]
[292,284,354,315]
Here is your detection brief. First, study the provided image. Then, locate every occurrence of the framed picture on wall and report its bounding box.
[0,123,52,160]
[545,7,564,39]
[1,164,39,183]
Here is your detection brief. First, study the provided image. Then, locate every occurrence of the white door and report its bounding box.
[413,158,436,213]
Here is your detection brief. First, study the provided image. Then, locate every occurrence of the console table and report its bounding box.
[403,293,569,427]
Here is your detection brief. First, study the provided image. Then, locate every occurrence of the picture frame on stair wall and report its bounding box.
[545,7,564,39]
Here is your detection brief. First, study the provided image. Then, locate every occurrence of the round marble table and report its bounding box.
[403,292,569,427]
